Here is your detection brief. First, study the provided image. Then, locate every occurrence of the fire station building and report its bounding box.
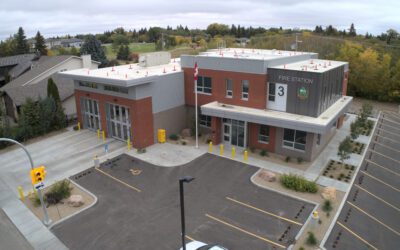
[60,49,351,161]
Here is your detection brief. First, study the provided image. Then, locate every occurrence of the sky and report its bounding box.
[0,0,399,40]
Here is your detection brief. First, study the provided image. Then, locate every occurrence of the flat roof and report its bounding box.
[198,48,317,61]
[59,59,182,87]
[269,58,348,73]
[201,96,353,134]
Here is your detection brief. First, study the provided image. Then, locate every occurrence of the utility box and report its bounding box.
[139,52,171,67]
[158,129,166,143]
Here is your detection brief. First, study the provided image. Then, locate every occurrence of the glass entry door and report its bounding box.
[81,98,101,131]
[106,103,131,141]
[222,118,246,148]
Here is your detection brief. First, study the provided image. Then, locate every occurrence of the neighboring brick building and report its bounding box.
[61,49,352,161]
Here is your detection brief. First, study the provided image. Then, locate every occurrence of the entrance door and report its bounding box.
[267,82,287,112]
[222,119,246,148]
[106,103,131,141]
[81,98,101,131]
[223,123,231,144]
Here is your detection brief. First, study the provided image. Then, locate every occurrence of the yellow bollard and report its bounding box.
[77,122,81,131]
[102,130,106,141]
[97,129,100,139]
[18,186,24,202]
[220,144,224,156]
[244,150,248,162]
[232,147,236,158]
[209,141,213,153]
[127,140,131,150]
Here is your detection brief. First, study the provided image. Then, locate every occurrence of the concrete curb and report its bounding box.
[318,111,381,250]
[48,178,98,230]
[250,170,319,246]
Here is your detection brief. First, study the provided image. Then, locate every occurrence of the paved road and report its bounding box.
[325,112,400,250]
[52,154,315,250]
[0,128,125,195]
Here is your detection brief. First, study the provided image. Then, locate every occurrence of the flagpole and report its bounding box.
[195,79,198,149]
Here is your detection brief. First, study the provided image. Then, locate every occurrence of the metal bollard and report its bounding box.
[77,122,81,131]
[232,147,236,158]
[209,141,213,153]
[220,144,224,156]
[18,186,24,202]
[102,131,106,141]
[127,140,131,150]
[97,129,100,139]
[244,150,248,162]
[94,155,100,168]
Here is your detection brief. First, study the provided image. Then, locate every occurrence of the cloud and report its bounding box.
[0,0,399,40]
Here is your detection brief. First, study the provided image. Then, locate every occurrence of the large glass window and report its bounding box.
[226,79,233,97]
[79,81,98,89]
[199,114,211,127]
[283,129,307,151]
[268,82,275,101]
[258,125,270,144]
[242,80,249,100]
[104,85,128,94]
[196,76,212,94]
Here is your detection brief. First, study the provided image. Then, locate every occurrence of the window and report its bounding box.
[258,125,270,143]
[316,134,321,146]
[242,80,249,100]
[268,82,275,101]
[283,129,307,151]
[199,115,211,127]
[226,79,233,97]
[104,85,129,94]
[196,76,212,94]
[79,81,98,89]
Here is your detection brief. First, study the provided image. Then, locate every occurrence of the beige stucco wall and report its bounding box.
[62,95,77,118]
[153,105,187,143]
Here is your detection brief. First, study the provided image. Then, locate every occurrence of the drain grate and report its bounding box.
[294,205,306,219]
[352,189,359,202]
[278,225,292,242]
[332,230,343,248]
[74,169,93,180]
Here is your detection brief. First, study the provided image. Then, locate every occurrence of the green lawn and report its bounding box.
[103,43,156,60]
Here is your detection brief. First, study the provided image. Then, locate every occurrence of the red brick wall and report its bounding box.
[337,116,345,129]
[211,117,221,145]
[75,89,154,148]
[183,68,267,109]
[342,70,349,96]
[247,123,276,152]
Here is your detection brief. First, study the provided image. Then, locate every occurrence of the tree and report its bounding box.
[80,35,108,67]
[47,78,61,103]
[349,23,356,36]
[206,23,230,37]
[116,45,130,60]
[386,29,398,44]
[15,27,29,54]
[34,31,47,55]
[338,136,352,165]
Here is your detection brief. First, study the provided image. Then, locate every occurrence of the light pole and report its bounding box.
[179,176,195,250]
[0,138,52,226]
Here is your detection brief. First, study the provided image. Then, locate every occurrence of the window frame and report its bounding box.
[199,114,212,128]
[258,125,270,144]
[242,80,249,100]
[283,128,307,151]
[196,76,212,95]
[226,79,233,98]
[268,82,275,102]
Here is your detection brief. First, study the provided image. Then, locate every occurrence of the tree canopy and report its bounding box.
[80,35,108,67]
[34,31,47,55]
[15,27,29,54]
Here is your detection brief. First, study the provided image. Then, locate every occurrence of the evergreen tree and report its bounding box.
[34,31,47,55]
[116,45,130,60]
[338,136,352,165]
[47,78,61,103]
[15,27,29,54]
[349,23,357,36]
[80,35,108,67]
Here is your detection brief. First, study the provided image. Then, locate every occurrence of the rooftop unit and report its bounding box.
[139,52,171,67]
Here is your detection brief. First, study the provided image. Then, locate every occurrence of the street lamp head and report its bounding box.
[180,176,195,183]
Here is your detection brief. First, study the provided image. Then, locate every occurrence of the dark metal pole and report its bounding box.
[179,179,186,250]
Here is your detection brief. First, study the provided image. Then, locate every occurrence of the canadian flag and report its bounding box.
[194,62,198,81]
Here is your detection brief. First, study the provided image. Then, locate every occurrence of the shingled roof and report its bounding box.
[0,56,77,106]
[0,54,38,80]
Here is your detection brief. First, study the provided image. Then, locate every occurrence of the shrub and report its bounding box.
[260,149,268,157]
[73,125,79,131]
[322,200,333,212]
[318,219,322,224]
[306,232,317,246]
[297,157,304,164]
[285,156,291,162]
[206,138,212,144]
[45,180,72,205]
[299,247,305,250]
[30,192,45,207]
[137,148,146,154]
[169,134,179,140]
[280,174,318,193]
[181,141,187,145]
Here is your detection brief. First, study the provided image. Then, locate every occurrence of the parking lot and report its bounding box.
[325,111,400,250]
[51,153,315,250]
